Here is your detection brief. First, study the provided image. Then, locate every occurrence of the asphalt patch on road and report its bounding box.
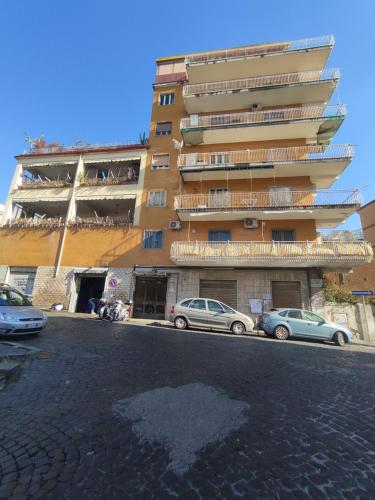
[113,382,249,475]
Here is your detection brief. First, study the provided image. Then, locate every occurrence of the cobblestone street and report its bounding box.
[0,313,374,499]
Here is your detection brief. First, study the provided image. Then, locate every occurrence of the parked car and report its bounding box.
[169,298,254,335]
[0,283,48,336]
[258,308,352,346]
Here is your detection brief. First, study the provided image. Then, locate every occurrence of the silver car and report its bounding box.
[169,298,254,335]
[0,284,48,336]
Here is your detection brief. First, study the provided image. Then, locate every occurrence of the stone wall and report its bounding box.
[104,268,134,302]
[0,265,8,283]
[32,267,73,309]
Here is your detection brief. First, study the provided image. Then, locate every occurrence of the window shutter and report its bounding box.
[152,154,170,168]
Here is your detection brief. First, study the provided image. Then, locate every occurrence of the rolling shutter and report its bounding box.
[8,268,37,295]
[272,281,302,308]
[199,280,237,309]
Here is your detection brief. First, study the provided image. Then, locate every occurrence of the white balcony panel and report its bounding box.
[75,184,138,200]
[170,240,373,270]
[184,77,337,113]
[186,36,333,83]
[181,105,345,146]
[178,145,353,188]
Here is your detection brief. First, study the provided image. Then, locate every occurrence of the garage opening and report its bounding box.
[8,267,37,296]
[76,276,106,313]
[133,276,168,319]
[199,280,237,309]
[272,281,302,309]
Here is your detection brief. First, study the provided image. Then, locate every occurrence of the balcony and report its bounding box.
[5,200,69,229]
[79,160,139,186]
[181,104,346,146]
[71,198,135,228]
[178,144,354,188]
[185,36,334,84]
[174,189,360,228]
[183,69,339,113]
[170,240,373,270]
[16,162,76,200]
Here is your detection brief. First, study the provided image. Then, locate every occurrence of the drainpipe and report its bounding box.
[54,155,83,277]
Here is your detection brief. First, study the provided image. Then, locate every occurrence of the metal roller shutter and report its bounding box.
[199,280,237,309]
[272,281,302,309]
[8,268,37,296]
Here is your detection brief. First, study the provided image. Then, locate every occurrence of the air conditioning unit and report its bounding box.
[169,220,182,230]
[252,103,262,111]
[244,218,258,229]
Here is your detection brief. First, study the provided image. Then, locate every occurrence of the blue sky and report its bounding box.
[1,0,374,230]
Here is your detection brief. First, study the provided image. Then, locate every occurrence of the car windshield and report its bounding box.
[0,289,31,307]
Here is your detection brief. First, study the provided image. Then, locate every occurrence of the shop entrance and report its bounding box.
[133,276,168,319]
[75,276,106,313]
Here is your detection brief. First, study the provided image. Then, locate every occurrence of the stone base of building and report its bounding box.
[0,264,325,322]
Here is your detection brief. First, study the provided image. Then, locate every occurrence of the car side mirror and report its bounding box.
[25,295,33,305]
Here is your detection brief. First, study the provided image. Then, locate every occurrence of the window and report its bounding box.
[304,311,324,323]
[147,190,167,207]
[220,302,235,313]
[269,186,292,206]
[278,310,288,317]
[159,93,175,106]
[181,299,192,307]
[189,299,206,310]
[143,230,163,249]
[155,122,172,136]
[271,229,296,242]
[287,310,303,319]
[151,154,170,170]
[208,230,231,242]
[208,300,224,313]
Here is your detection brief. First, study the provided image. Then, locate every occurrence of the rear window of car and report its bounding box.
[180,299,192,307]
[189,299,206,310]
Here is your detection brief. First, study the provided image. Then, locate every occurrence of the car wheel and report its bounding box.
[174,316,187,330]
[333,331,347,346]
[274,325,289,340]
[231,321,245,335]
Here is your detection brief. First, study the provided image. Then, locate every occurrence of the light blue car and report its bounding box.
[258,308,353,346]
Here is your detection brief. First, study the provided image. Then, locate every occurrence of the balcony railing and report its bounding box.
[79,176,139,187]
[185,35,334,65]
[69,215,133,227]
[174,189,361,211]
[183,68,339,96]
[19,178,73,189]
[171,240,373,262]
[6,217,66,228]
[178,144,354,169]
[180,104,346,131]
[22,140,139,155]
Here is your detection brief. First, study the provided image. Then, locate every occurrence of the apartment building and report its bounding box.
[0,35,373,319]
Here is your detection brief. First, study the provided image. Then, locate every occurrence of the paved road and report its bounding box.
[1,314,375,499]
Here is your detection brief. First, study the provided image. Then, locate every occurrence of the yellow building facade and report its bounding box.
[0,35,372,318]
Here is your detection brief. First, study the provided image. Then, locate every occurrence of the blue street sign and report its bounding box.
[351,290,373,297]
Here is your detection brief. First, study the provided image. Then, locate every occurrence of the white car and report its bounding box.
[0,284,48,336]
[169,298,254,335]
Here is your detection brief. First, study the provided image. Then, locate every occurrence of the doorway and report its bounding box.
[75,276,106,313]
[133,276,168,319]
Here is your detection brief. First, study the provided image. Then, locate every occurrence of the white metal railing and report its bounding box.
[185,35,334,65]
[170,240,373,262]
[6,217,66,228]
[174,189,361,211]
[183,68,339,96]
[178,144,354,168]
[180,104,346,130]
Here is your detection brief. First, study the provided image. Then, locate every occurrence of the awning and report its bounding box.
[75,194,136,201]
[84,157,141,164]
[25,161,77,168]
[12,197,69,203]
[73,267,108,274]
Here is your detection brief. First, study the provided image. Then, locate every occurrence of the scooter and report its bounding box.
[98,298,110,320]
[108,300,131,322]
